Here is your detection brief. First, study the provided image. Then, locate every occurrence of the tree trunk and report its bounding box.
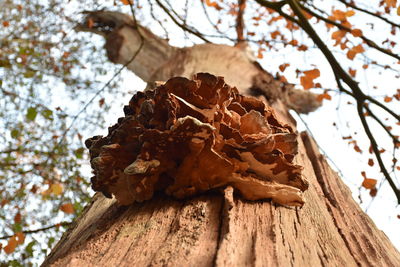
[42,11,400,266]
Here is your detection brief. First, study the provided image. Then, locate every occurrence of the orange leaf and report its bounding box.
[368,158,374,166]
[300,76,313,90]
[60,203,74,214]
[347,44,364,60]
[16,232,25,245]
[349,68,356,77]
[384,96,393,102]
[345,10,355,17]
[331,30,346,42]
[205,0,222,10]
[121,0,133,5]
[297,44,308,51]
[304,69,320,79]
[4,236,18,254]
[279,63,290,72]
[317,93,332,102]
[332,10,346,21]
[354,145,362,153]
[14,212,21,224]
[87,18,94,29]
[2,21,10,27]
[362,178,377,189]
[385,0,397,8]
[370,187,378,197]
[351,29,363,37]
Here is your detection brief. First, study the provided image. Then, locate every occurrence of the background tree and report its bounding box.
[0,0,399,265]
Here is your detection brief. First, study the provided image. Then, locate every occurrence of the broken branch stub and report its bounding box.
[85,73,308,206]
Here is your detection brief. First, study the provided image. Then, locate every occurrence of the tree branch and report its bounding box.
[0,222,72,240]
[282,0,400,203]
[337,0,400,29]
[299,3,400,62]
[236,0,247,44]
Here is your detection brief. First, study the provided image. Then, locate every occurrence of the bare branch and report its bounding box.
[236,0,247,44]
[0,222,72,240]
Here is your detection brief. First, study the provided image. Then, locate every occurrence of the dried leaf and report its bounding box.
[351,29,363,37]
[279,63,290,72]
[60,203,74,214]
[15,232,25,245]
[368,158,374,166]
[4,236,18,254]
[349,68,356,77]
[384,96,393,102]
[121,0,133,5]
[362,178,377,189]
[50,184,63,195]
[14,212,21,224]
[2,21,10,27]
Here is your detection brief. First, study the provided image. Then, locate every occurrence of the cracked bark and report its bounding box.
[43,11,400,267]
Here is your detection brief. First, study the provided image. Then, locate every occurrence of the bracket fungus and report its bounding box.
[85,73,308,206]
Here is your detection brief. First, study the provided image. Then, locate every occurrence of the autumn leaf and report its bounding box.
[279,63,290,72]
[351,29,363,37]
[14,212,22,224]
[362,178,377,189]
[349,68,356,77]
[316,92,332,102]
[331,30,346,42]
[384,96,393,102]
[397,6,400,15]
[368,158,374,166]
[60,203,74,214]
[51,183,63,195]
[304,69,320,79]
[347,44,365,60]
[121,0,133,5]
[2,21,10,27]
[300,69,320,90]
[87,18,94,29]
[4,236,18,254]
[205,0,222,10]
[384,0,397,8]
[16,232,25,245]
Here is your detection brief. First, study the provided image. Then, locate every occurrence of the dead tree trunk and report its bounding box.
[43,11,400,266]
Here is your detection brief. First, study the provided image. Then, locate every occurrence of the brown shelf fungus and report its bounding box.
[85,73,308,206]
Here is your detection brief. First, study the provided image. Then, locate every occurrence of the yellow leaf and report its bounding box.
[397,6,400,15]
[51,184,63,195]
[60,203,74,214]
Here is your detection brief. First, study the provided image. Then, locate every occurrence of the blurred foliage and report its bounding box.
[0,0,399,265]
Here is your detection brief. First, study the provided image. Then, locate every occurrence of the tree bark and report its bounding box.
[42,11,400,267]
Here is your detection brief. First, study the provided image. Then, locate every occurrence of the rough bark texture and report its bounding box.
[43,11,400,267]
[42,131,400,267]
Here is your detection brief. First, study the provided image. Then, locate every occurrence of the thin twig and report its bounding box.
[0,222,72,240]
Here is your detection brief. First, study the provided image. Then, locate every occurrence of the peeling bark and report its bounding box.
[43,10,400,267]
